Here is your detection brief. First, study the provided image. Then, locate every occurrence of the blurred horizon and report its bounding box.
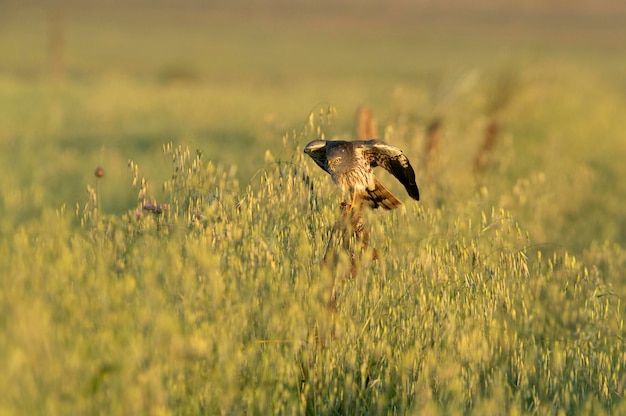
[3,0,626,83]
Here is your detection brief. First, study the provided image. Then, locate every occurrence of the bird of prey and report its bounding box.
[304,139,420,210]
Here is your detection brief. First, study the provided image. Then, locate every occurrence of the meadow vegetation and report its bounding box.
[1,2,625,414]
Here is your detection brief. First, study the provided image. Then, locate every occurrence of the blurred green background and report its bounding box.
[1,0,626,251]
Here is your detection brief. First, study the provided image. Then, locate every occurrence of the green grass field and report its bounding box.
[1,1,625,414]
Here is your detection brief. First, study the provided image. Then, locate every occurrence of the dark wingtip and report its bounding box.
[408,184,420,201]
[397,160,420,201]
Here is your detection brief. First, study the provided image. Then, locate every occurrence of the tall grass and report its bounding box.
[1,106,624,413]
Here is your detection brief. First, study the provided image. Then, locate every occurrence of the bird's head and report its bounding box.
[326,146,352,174]
[326,155,343,172]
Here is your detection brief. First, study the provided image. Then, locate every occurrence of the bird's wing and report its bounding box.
[361,139,420,201]
[303,140,330,173]
[361,177,402,210]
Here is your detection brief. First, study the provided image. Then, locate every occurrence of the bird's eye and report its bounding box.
[333,157,342,164]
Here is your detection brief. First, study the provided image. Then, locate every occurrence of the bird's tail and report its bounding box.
[360,178,402,210]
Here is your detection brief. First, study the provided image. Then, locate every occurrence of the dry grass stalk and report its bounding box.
[48,0,65,79]
[473,120,500,174]
[424,118,443,172]
[323,202,378,279]
[318,202,379,343]
[354,105,378,140]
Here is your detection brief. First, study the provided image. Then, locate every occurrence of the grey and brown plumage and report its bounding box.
[304,139,420,210]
